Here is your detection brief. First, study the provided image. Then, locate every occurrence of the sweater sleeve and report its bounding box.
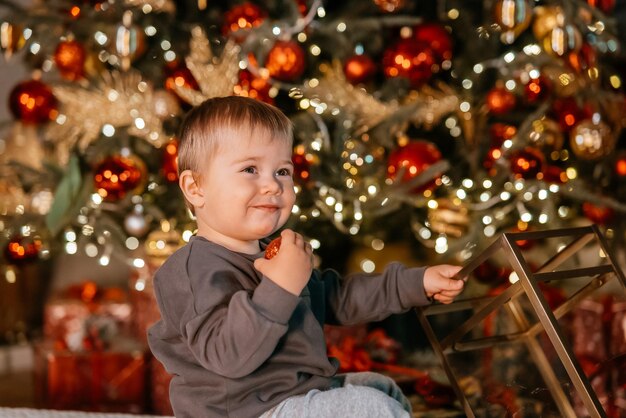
[322,262,430,326]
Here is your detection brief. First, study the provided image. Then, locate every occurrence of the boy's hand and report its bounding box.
[254,229,313,296]
[423,264,465,304]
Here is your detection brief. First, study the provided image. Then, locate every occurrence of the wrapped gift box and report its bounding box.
[34,341,148,413]
[44,282,132,351]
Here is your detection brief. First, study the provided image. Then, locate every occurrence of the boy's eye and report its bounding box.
[242,166,257,174]
[276,168,292,176]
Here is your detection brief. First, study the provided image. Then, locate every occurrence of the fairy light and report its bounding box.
[361,259,376,273]
[99,255,110,266]
[125,236,139,250]
[456,189,467,199]
[66,242,78,254]
[133,258,145,268]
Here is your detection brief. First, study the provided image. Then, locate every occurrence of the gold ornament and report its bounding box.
[48,71,178,164]
[569,119,615,160]
[541,65,581,97]
[527,118,564,151]
[532,5,564,40]
[172,27,241,106]
[145,228,183,259]
[542,23,582,57]
[0,20,26,59]
[427,198,469,238]
[493,0,533,44]
[109,11,146,70]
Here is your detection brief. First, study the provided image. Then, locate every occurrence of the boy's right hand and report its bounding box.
[254,229,313,296]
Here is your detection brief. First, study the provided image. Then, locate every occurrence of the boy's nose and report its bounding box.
[261,175,281,194]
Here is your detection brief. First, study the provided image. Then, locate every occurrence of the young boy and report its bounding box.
[148,96,465,418]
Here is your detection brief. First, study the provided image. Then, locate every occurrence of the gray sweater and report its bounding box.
[147,236,429,418]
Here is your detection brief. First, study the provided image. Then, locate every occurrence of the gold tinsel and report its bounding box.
[173,27,241,106]
[47,71,179,163]
[304,62,459,136]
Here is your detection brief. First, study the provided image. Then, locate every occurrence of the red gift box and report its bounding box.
[34,341,148,413]
[44,282,132,351]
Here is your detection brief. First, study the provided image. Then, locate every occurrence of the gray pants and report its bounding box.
[258,371,412,418]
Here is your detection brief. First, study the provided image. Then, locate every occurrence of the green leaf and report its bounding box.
[45,154,83,236]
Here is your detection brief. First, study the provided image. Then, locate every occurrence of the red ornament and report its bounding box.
[552,97,591,132]
[489,123,517,147]
[542,165,567,184]
[265,40,306,82]
[296,0,308,15]
[509,147,545,180]
[616,153,626,177]
[587,0,615,13]
[567,43,597,74]
[161,139,179,182]
[235,69,273,104]
[94,155,146,201]
[343,54,377,84]
[5,235,42,264]
[387,140,442,192]
[222,2,266,37]
[54,40,86,80]
[486,86,516,115]
[9,79,58,124]
[413,22,453,63]
[383,38,435,87]
[264,237,282,259]
[483,147,504,172]
[292,150,313,185]
[373,0,405,13]
[524,76,550,103]
[582,202,615,225]
[473,261,511,285]
[165,67,199,95]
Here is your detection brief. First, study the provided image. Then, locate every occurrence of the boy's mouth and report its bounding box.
[253,205,280,212]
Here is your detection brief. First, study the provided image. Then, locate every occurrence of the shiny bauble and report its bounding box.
[165,67,199,95]
[124,206,151,237]
[373,0,405,13]
[387,140,442,192]
[413,22,453,62]
[235,69,274,104]
[508,147,545,180]
[587,0,616,14]
[542,165,567,184]
[552,97,590,132]
[567,43,597,75]
[542,24,582,57]
[542,65,580,97]
[93,154,146,201]
[343,55,377,84]
[489,123,517,147]
[582,202,615,225]
[265,40,306,82]
[486,86,516,115]
[222,2,266,37]
[493,0,533,43]
[524,76,550,103]
[0,20,26,59]
[527,118,564,151]
[8,79,58,124]
[532,5,564,40]
[110,19,146,68]
[616,153,626,177]
[382,38,435,87]
[5,234,42,265]
[161,139,179,182]
[569,119,615,160]
[54,39,86,80]
[264,237,282,259]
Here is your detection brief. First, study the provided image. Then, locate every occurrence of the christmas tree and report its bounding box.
[1,0,626,335]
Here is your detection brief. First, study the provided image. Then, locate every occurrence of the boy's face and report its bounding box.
[190,128,296,253]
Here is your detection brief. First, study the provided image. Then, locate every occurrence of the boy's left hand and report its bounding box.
[423,264,465,304]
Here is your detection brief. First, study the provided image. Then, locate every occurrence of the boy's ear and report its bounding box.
[179,170,205,208]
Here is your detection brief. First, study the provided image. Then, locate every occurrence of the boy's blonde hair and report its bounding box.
[177,96,293,212]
